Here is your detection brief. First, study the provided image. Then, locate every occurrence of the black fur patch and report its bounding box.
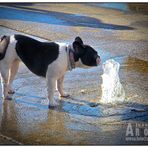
[80,45,99,66]
[15,34,59,77]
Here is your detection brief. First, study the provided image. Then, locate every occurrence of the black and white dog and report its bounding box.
[0,34,101,107]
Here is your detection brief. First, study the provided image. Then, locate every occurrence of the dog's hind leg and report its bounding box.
[8,60,20,94]
[0,65,11,100]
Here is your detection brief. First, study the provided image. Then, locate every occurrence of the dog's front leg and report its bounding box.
[47,78,59,107]
[57,75,70,98]
[0,66,11,100]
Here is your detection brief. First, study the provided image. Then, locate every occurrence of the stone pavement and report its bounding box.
[0,4,148,145]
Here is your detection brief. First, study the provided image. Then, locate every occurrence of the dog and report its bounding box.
[100,59,125,103]
[0,34,101,107]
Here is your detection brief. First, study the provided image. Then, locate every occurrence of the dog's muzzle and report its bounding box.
[96,56,101,65]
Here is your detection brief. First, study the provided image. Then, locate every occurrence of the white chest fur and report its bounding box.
[46,43,68,79]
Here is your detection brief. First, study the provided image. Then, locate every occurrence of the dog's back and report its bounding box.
[0,35,10,60]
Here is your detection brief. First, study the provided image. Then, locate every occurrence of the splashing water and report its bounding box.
[100,59,125,104]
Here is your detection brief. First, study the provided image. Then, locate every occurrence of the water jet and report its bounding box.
[100,59,125,104]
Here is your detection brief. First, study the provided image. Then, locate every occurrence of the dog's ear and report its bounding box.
[73,37,84,55]
[75,36,83,45]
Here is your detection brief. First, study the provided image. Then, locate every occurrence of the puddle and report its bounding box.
[123,57,148,73]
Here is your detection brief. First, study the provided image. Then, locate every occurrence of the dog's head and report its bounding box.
[103,59,120,76]
[72,37,101,67]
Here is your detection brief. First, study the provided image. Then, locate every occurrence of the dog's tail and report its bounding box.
[0,35,10,60]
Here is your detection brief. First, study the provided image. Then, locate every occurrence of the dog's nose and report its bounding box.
[96,56,101,65]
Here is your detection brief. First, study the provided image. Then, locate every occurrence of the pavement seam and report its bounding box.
[0,133,22,145]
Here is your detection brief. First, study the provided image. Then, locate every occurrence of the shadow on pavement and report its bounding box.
[11,92,148,121]
[0,5,134,30]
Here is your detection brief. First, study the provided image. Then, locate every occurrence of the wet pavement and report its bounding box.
[0,3,148,145]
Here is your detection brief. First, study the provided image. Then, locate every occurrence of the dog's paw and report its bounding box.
[8,89,15,94]
[8,86,15,94]
[60,93,70,98]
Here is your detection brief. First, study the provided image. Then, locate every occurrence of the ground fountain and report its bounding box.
[100,59,125,104]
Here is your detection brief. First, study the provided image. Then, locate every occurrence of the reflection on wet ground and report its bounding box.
[0,6,134,30]
[0,93,148,144]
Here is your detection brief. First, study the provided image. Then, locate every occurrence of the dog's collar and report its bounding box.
[66,45,75,71]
